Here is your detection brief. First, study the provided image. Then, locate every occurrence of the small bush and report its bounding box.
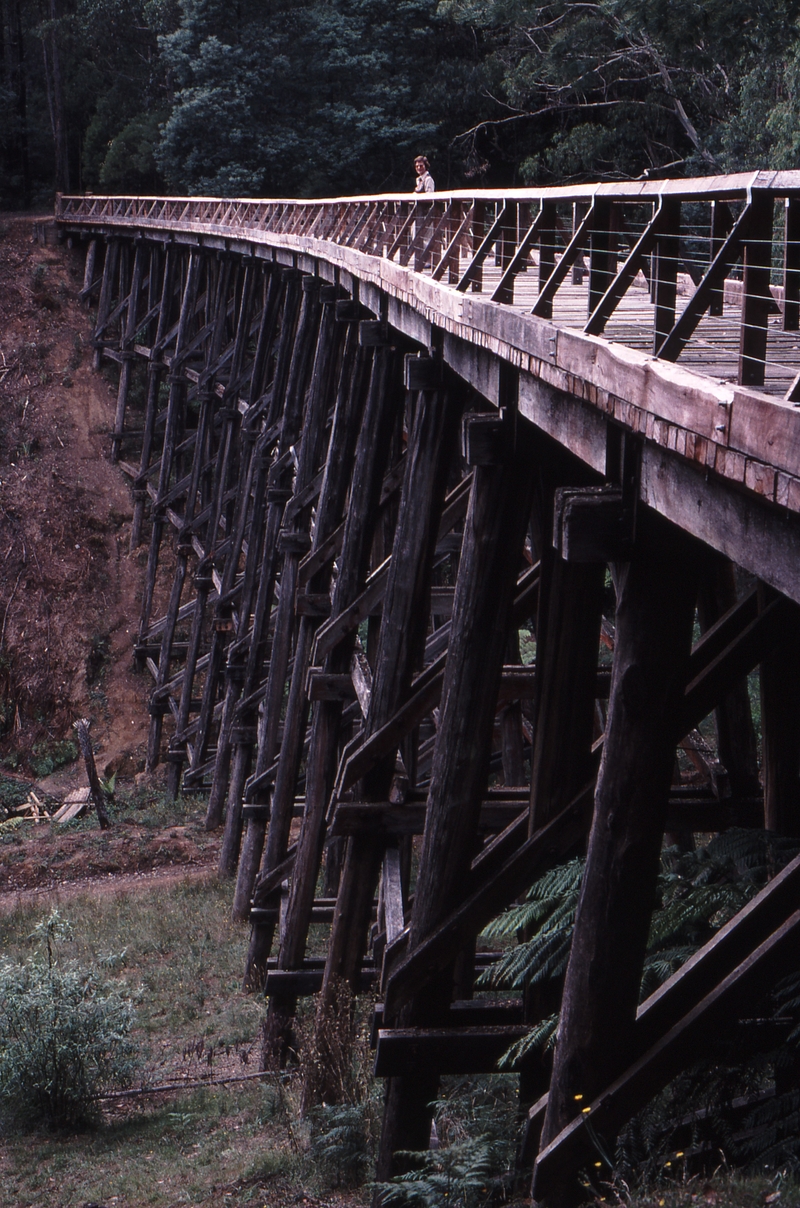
[0,774,29,819]
[0,911,138,1131]
[310,1102,377,1188]
[29,738,78,778]
[304,977,381,1187]
[372,1079,519,1206]
[373,1135,496,1207]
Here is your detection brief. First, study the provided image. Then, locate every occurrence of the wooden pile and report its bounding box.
[5,789,49,821]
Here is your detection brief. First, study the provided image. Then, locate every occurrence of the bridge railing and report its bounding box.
[57,170,800,398]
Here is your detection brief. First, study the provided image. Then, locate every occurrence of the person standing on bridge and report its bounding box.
[414,156,435,193]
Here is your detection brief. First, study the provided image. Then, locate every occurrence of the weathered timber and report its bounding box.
[381,781,595,1023]
[233,316,362,922]
[532,905,800,1200]
[73,718,111,830]
[784,197,800,333]
[521,846,800,1168]
[241,339,378,985]
[56,182,800,1201]
[111,242,145,462]
[738,192,776,388]
[371,996,523,1041]
[529,446,605,832]
[535,514,701,1202]
[696,554,760,800]
[376,418,537,1181]
[130,246,176,551]
[315,371,464,1029]
[143,253,202,770]
[330,562,540,798]
[263,343,402,1054]
[197,270,303,816]
[374,1025,530,1077]
[93,238,120,370]
[759,585,800,835]
[217,277,324,875]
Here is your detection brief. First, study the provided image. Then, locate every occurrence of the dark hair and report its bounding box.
[415,155,430,171]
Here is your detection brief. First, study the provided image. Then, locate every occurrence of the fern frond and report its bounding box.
[640,946,697,999]
[482,859,583,939]
[373,1137,497,1207]
[647,884,752,949]
[497,1014,558,1069]
[478,929,572,990]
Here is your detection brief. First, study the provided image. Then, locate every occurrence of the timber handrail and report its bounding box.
[56,171,800,401]
[57,174,800,591]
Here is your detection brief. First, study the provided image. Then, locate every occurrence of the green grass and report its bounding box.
[621,1170,800,1208]
[0,1083,299,1207]
[0,878,320,1208]
[111,783,207,830]
[0,878,263,1052]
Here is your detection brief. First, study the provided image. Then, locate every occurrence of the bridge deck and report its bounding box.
[493,262,800,394]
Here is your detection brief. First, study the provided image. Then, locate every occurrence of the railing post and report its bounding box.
[537,202,558,318]
[449,200,462,284]
[652,198,681,355]
[709,201,733,316]
[470,200,485,292]
[738,191,774,388]
[587,199,614,317]
[784,196,800,332]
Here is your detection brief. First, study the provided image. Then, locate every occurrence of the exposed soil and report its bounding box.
[0,214,150,783]
[0,813,221,903]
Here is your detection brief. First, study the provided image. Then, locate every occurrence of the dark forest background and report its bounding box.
[4,0,800,209]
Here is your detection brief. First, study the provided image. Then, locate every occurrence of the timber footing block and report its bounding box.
[462,408,514,465]
[553,484,634,562]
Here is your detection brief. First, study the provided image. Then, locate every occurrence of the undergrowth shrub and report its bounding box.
[0,910,138,1131]
[373,1077,520,1207]
[480,830,800,1185]
[304,977,381,1186]
[29,738,77,778]
[374,1137,496,1207]
[310,1102,377,1188]
[483,829,800,1067]
[0,774,29,820]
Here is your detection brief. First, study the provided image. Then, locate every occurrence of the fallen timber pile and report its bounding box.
[57,172,800,1202]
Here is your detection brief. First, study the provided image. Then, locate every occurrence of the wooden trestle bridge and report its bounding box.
[57,172,800,1201]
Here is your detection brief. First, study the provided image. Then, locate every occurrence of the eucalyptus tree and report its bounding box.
[439,0,800,182]
[156,0,482,197]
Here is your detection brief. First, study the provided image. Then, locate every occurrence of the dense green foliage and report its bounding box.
[481,829,800,1064]
[5,0,800,209]
[373,1078,519,1207]
[0,911,137,1130]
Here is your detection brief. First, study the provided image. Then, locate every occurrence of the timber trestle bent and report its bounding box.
[58,173,800,1204]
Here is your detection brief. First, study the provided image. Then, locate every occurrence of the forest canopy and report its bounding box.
[4,0,800,209]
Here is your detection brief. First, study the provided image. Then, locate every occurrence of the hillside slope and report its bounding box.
[0,215,149,783]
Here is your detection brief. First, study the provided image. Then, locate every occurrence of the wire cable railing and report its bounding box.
[56,170,800,398]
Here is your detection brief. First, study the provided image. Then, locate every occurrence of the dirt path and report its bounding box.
[0,859,219,913]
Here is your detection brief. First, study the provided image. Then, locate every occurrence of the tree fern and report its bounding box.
[478,859,582,993]
[497,1013,558,1069]
[774,969,800,1042]
[483,830,800,1065]
[734,1090,800,1170]
[374,1080,520,1207]
[373,1138,495,1207]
